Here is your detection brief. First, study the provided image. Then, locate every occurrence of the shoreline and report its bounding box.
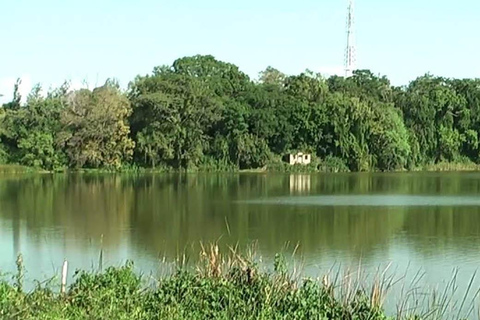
[2,162,480,175]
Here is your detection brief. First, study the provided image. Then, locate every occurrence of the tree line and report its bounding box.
[1,54,479,172]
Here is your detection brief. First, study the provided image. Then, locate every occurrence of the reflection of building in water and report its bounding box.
[289,174,311,193]
[285,152,311,165]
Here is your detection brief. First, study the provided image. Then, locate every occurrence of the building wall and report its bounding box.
[288,153,311,165]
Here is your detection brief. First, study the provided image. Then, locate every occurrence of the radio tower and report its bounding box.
[344,0,356,77]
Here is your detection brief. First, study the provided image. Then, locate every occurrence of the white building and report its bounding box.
[287,152,311,165]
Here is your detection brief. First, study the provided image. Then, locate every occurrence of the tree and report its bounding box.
[243,83,289,155]
[0,108,7,164]
[368,105,411,170]
[130,70,221,168]
[2,55,480,172]
[448,79,480,161]
[59,80,134,169]
[0,83,68,170]
[258,66,286,86]
[3,78,22,110]
[397,75,467,165]
[285,70,328,104]
[172,55,252,99]
[328,70,393,103]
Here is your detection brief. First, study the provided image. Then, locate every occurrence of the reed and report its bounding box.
[0,164,37,174]
[420,161,480,172]
[0,247,478,319]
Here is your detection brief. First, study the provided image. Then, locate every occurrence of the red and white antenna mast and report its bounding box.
[345,0,356,78]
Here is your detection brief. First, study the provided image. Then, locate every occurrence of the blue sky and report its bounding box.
[1,0,479,103]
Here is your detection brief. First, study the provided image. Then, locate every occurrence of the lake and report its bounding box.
[1,172,480,316]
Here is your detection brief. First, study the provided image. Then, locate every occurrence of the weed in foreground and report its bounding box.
[0,247,476,319]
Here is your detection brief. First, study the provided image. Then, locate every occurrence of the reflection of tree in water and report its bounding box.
[0,174,135,254]
[127,174,407,262]
[1,172,480,266]
[403,206,480,256]
[395,174,480,255]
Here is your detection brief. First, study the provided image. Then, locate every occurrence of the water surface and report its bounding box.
[1,172,480,316]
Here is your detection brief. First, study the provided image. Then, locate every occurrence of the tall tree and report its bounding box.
[172,55,252,99]
[0,83,68,170]
[130,70,221,168]
[258,66,286,86]
[59,80,134,169]
[397,75,467,164]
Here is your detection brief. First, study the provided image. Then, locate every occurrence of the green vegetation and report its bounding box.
[0,165,37,174]
[1,247,468,320]
[2,56,480,172]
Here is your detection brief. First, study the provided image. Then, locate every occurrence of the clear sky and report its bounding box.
[1,0,479,103]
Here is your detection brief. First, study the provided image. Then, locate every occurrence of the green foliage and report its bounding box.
[0,165,34,173]
[0,83,68,170]
[0,257,398,320]
[397,75,469,166]
[172,54,252,97]
[129,70,222,169]
[369,105,411,171]
[58,80,134,169]
[318,156,350,173]
[0,143,7,165]
[258,66,286,86]
[2,55,480,172]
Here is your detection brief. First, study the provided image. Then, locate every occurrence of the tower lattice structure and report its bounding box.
[345,0,356,78]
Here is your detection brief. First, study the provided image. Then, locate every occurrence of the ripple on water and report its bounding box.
[241,195,480,207]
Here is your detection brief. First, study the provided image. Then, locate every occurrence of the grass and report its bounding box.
[0,249,389,320]
[420,161,480,172]
[4,158,480,175]
[1,246,478,319]
[0,164,40,174]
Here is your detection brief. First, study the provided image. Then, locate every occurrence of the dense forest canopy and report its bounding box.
[1,54,480,172]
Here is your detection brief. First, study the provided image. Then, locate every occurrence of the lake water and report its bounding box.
[2,172,480,317]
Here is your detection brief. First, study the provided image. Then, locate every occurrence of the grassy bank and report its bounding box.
[418,161,480,172]
[3,160,480,175]
[0,164,43,174]
[1,247,475,319]
[0,255,389,320]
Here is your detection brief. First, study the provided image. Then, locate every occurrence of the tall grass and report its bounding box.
[0,246,478,319]
[0,164,38,174]
[418,159,480,172]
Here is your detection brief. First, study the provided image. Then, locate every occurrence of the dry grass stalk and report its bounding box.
[199,242,222,278]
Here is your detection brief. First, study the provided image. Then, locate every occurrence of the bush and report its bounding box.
[318,156,350,173]
[0,252,396,320]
